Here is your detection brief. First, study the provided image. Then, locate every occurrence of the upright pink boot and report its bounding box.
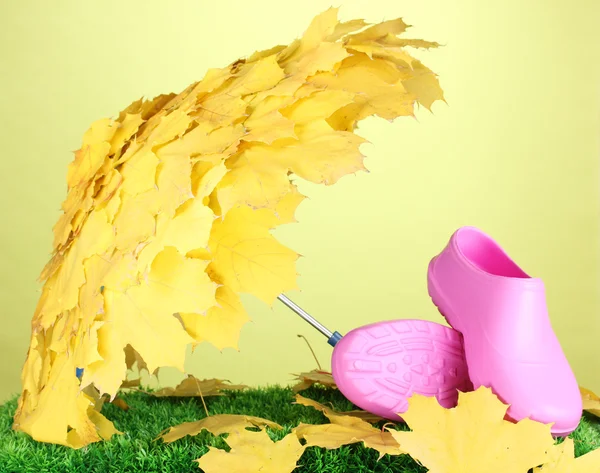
[427,226,582,436]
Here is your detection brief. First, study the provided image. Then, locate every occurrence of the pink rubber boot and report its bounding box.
[331,319,472,421]
[427,226,582,436]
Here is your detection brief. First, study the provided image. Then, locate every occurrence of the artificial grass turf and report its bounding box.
[1,386,599,473]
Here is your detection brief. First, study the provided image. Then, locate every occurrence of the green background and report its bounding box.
[0,0,598,403]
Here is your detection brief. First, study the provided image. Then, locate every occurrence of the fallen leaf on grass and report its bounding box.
[149,375,248,397]
[389,386,555,473]
[157,414,283,443]
[293,394,402,458]
[110,397,130,411]
[534,437,600,472]
[196,429,305,473]
[119,378,141,389]
[580,387,600,417]
[336,409,385,423]
[293,392,383,423]
[291,369,337,393]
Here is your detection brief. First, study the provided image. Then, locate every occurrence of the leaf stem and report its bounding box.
[297,334,322,370]
[193,376,210,417]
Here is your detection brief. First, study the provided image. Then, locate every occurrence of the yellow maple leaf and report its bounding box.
[347,18,409,43]
[93,169,123,213]
[280,119,368,185]
[325,18,368,42]
[534,437,600,473]
[286,41,349,76]
[208,205,299,304]
[580,386,600,417]
[215,145,294,214]
[283,89,356,125]
[109,112,145,156]
[293,394,402,458]
[180,285,251,351]
[389,386,556,473]
[136,197,215,273]
[227,55,286,97]
[196,429,305,473]
[120,109,193,164]
[191,159,229,200]
[157,122,244,158]
[378,34,441,50]
[155,153,194,217]
[309,54,418,123]
[400,59,446,111]
[253,184,306,226]
[65,118,116,189]
[243,95,297,144]
[293,392,383,423]
[279,7,340,67]
[113,190,161,251]
[157,413,283,443]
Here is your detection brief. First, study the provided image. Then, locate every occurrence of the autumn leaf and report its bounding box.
[149,375,248,398]
[389,386,555,473]
[119,378,141,389]
[16,6,445,448]
[180,284,251,351]
[111,397,130,411]
[291,369,337,393]
[334,409,385,424]
[124,345,148,373]
[196,429,305,473]
[534,437,600,473]
[207,205,299,304]
[157,414,283,443]
[293,393,383,422]
[293,394,402,458]
[580,387,600,417]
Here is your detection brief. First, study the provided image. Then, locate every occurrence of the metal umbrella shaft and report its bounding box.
[277,294,343,347]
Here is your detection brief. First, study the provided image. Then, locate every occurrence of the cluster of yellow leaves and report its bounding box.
[156,387,600,473]
[156,413,299,473]
[14,7,445,448]
[156,396,393,472]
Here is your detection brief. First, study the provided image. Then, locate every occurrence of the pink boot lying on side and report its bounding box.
[331,319,472,421]
[427,226,582,436]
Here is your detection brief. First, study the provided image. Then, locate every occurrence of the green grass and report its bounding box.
[1,386,599,473]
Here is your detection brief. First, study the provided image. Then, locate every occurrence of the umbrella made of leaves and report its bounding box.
[13,7,444,448]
